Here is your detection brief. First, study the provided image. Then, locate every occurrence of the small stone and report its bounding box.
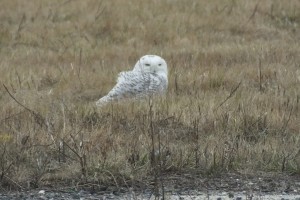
[38,190,46,194]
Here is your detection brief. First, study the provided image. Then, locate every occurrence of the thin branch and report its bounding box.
[247,2,259,24]
[258,58,263,92]
[3,175,23,190]
[62,140,81,160]
[216,81,242,110]
[3,84,47,128]
[95,1,106,21]
[0,110,26,124]
[15,14,26,40]
[239,1,259,29]
[280,106,293,135]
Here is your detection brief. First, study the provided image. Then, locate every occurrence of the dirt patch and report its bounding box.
[1,172,299,199]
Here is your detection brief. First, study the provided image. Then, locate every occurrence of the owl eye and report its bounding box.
[145,63,150,66]
[158,64,162,66]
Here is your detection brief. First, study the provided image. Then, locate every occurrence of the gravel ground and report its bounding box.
[1,189,300,200]
[1,172,299,199]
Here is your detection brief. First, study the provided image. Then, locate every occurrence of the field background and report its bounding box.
[0,0,300,192]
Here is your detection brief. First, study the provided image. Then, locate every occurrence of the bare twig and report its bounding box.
[63,130,87,176]
[280,106,293,135]
[0,110,26,124]
[258,58,263,92]
[62,141,82,161]
[174,73,179,95]
[239,1,259,28]
[55,0,74,9]
[77,48,83,88]
[15,14,26,41]
[105,170,119,189]
[3,84,48,129]
[95,1,106,21]
[247,2,259,23]
[3,175,23,190]
[216,81,242,110]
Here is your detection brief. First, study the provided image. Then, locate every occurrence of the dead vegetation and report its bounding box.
[0,0,300,193]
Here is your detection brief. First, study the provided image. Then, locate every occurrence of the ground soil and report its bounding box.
[1,172,299,199]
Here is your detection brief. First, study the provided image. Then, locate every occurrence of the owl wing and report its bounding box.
[96,71,149,106]
[96,71,167,107]
[117,71,168,97]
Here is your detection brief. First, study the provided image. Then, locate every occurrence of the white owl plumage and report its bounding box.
[96,55,168,106]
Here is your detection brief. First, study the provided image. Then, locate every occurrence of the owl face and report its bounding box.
[134,55,168,76]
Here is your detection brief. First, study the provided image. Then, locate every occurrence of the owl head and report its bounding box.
[133,55,168,76]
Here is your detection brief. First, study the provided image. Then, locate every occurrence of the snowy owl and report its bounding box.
[96,55,168,107]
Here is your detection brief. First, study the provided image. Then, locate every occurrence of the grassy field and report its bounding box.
[0,0,300,191]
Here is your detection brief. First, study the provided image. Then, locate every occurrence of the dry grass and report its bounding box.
[0,0,300,191]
